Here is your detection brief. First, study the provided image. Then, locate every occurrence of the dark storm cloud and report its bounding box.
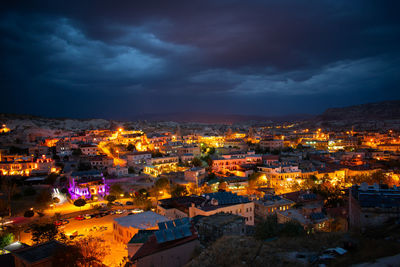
[1,0,400,118]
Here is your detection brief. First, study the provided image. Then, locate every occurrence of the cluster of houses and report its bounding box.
[105,180,400,266]
[1,124,400,266]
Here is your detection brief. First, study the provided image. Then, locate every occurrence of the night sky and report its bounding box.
[1,1,399,120]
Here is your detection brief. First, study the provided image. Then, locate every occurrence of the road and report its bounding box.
[20,210,132,266]
[9,196,165,266]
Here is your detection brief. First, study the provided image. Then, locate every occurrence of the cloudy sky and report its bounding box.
[1,1,399,119]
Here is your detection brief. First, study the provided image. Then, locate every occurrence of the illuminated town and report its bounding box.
[1,114,400,266]
[1,1,400,267]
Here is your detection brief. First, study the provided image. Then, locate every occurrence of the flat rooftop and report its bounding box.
[114,211,168,229]
[12,240,65,264]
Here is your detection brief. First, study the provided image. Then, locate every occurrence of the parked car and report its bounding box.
[74,215,84,221]
[84,214,92,220]
[125,201,133,205]
[131,208,144,214]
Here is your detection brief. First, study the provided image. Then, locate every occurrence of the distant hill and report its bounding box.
[308,100,400,130]
[1,100,398,129]
[318,100,400,121]
[0,113,112,131]
[134,112,314,124]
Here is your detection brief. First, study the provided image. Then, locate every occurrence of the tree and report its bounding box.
[126,143,135,152]
[296,143,304,150]
[72,148,82,156]
[44,173,58,185]
[132,192,152,210]
[371,170,390,185]
[35,190,53,209]
[106,195,116,203]
[171,184,188,198]
[317,185,345,208]
[200,184,212,194]
[60,176,67,184]
[218,179,227,191]
[75,236,110,266]
[155,177,169,191]
[60,187,68,194]
[53,245,84,267]
[128,167,135,174]
[24,210,34,218]
[23,186,36,196]
[300,176,318,190]
[201,155,213,168]
[0,232,14,248]
[53,197,60,204]
[138,188,149,198]
[192,157,203,167]
[248,173,264,192]
[73,199,87,210]
[54,236,109,267]
[78,162,91,171]
[208,147,216,155]
[205,172,216,182]
[151,151,163,158]
[31,223,59,244]
[54,212,62,221]
[109,184,124,196]
[254,215,278,240]
[279,220,305,237]
[1,177,17,216]
[234,183,241,190]
[187,182,199,195]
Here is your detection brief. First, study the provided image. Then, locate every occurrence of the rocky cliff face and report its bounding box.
[307,100,400,131]
[318,100,400,121]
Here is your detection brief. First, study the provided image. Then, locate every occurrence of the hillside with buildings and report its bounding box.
[0,113,112,131]
[1,109,400,266]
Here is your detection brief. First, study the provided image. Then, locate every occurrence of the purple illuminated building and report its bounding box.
[68,170,108,199]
